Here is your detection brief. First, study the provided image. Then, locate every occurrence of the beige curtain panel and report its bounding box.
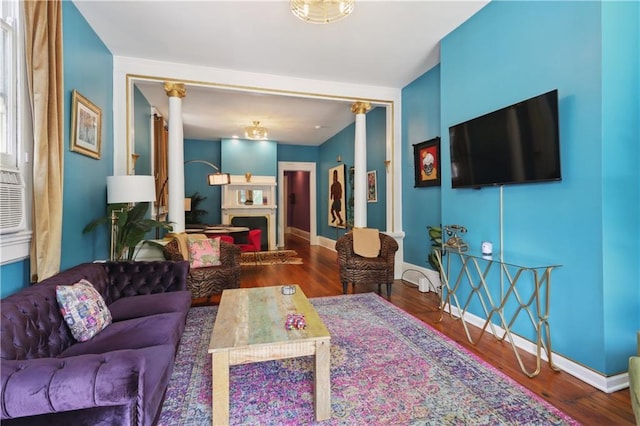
[24,0,64,282]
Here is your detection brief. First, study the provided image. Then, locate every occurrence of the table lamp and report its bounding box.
[106,175,156,260]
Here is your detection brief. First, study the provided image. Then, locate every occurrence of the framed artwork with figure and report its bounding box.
[328,164,346,228]
[413,137,441,187]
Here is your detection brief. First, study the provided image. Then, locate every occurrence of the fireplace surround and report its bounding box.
[221,175,277,250]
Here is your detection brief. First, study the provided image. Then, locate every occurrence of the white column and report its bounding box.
[351,101,371,228]
[164,82,187,233]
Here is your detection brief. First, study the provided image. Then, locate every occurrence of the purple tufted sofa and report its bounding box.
[0,260,191,426]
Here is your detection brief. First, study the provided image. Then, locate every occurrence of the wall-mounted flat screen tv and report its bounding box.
[449,89,561,189]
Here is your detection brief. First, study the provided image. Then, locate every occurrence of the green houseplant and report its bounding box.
[185,192,207,225]
[427,225,444,271]
[84,202,173,261]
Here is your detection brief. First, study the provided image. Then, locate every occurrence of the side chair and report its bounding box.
[335,230,398,296]
[162,233,241,299]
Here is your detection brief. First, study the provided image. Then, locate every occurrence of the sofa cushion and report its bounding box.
[108,291,191,322]
[56,279,112,342]
[188,237,221,268]
[59,312,186,358]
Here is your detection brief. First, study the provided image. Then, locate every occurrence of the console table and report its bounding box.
[434,248,561,377]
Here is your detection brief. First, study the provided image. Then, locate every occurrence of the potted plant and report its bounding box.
[84,202,173,261]
[427,225,444,271]
[185,192,208,226]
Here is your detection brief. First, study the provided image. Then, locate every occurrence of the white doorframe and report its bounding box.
[278,161,317,247]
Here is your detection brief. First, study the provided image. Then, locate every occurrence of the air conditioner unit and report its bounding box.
[0,167,26,234]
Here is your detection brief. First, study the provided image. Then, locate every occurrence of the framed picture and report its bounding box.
[70,90,102,159]
[413,137,441,187]
[367,170,377,202]
[328,164,346,228]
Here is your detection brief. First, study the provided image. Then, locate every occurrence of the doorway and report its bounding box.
[278,161,317,248]
[284,170,311,242]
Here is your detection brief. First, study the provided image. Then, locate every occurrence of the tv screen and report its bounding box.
[449,90,561,189]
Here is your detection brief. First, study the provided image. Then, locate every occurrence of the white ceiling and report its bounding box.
[73,0,488,145]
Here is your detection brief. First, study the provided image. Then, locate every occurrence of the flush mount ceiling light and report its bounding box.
[245,121,269,140]
[290,0,354,24]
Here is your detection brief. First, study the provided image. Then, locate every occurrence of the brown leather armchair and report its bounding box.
[162,233,241,299]
[335,231,398,296]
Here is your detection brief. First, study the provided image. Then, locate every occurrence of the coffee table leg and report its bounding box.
[211,351,230,425]
[314,338,331,421]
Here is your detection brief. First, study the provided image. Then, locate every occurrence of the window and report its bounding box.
[0,1,30,264]
[0,0,17,168]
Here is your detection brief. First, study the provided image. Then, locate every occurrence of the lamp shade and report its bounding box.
[208,173,231,185]
[107,175,156,204]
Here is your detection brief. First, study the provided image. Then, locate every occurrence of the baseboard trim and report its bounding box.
[443,304,628,393]
[287,227,310,241]
[318,235,337,251]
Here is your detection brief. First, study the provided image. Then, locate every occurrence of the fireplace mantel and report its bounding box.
[221,175,277,250]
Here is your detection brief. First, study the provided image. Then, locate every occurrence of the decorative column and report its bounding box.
[164,82,187,233]
[351,101,371,228]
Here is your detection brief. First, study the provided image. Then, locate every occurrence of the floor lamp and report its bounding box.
[184,160,230,185]
[106,175,156,261]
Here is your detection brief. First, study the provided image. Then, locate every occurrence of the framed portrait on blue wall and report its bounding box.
[413,137,441,187]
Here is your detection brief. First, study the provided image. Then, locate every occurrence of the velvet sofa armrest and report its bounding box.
[102,260,189,303]
[0,350,144,420]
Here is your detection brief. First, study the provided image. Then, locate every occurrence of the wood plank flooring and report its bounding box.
[193,233,635,425]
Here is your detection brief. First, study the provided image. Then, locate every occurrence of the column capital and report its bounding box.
[163,82,186,98]
[351,101,371,115]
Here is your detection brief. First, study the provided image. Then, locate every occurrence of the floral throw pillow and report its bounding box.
[188,237,221,268]
[56,279,112,342]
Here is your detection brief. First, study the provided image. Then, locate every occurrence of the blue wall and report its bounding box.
[221,138,277,176]
[133,85,151,176]
[0,259,30,298]
[600,0,640,373]
[365,108,387,231]
[62,1,114,269]
[1,1,113,297]
[317,107,386,239]
[401,66,442,268]
[185,139,223,225]
[437,0,639,375]
[277,144,319,163]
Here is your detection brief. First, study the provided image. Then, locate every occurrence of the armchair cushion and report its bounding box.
[188,237,221,268]
[163,235,242,298]
[353,227,381,258]
[56,279,112,342]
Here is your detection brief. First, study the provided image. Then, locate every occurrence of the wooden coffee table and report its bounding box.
[208,285,331,425]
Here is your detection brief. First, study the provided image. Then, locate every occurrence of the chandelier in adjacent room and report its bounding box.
[290,0,355,24]
[245,121,269,140]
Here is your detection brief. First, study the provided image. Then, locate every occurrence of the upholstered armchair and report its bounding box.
[335,230,398,296]
[162,233,241,299]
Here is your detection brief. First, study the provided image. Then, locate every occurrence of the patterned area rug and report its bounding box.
[239,249,303,265]
[158,293,578,425]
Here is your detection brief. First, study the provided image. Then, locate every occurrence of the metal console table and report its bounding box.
[434,247,561,377]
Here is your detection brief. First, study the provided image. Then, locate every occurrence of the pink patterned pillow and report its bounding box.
[56,279,112,342]
[188,237,221,268]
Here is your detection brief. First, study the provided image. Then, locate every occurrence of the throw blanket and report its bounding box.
[352,228,380,258]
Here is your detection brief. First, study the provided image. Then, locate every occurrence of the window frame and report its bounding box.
[0,1,32,266]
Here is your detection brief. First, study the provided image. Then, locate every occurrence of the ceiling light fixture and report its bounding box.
[290,0,354,24]
[245,121,269,140]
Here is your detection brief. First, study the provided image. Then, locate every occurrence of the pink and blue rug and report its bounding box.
[158,293,578,425]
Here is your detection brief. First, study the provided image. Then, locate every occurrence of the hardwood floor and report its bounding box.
[194,233,635,425]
